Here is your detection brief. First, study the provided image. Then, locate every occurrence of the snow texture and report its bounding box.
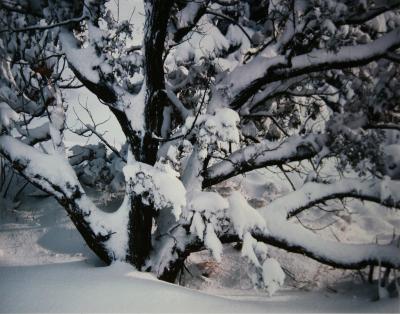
[123,162,186,219]
[0,102,19,132]
[228,191,267,238]
[262,258,286,296]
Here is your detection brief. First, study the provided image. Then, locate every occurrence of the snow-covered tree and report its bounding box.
[1,0,400,293]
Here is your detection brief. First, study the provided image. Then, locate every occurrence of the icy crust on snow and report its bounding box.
[0,102,19,132]
[123,162,186,219]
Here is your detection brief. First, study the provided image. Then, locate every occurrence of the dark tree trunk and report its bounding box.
[124,0,175,269]
[142,0,174,164]
[127,195,154,268]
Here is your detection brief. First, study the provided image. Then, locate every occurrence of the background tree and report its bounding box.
[0,0,400,294]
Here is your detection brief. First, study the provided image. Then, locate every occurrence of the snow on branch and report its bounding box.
[223,27,400,109]
[0,134,120,263]
[59,30,118,104]
[0,102,19,133]
[218,193,400,271]
[17,122,51,146]
[343,0,400,25]
[264,178,400,219]
[0,15,87,33]
[203,134,326,187]
[165,87,191,119]
[123,162,186,219]
[251,216,400,270]
[0,135,78,198]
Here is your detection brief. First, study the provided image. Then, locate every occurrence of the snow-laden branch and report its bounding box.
[216,192,400,271]
[218,27,400,110]
[172,1,207,43]
[202,134,326,187]
[251,214,400,270]
[239,76,307,112]
[264,178,400,219]
[343,0,400,25]
[252,178,400,269]
[59,30,118,105]
[165,87,191,119]
[0,15,87,33]
[0,135,117,263]
[16,122,51,146]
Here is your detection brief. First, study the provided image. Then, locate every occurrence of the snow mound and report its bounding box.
[123,162,186,219]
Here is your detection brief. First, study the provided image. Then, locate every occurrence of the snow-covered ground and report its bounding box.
[0,186,399,313]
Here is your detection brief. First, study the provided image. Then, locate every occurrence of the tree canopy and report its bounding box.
[0,0,400,294]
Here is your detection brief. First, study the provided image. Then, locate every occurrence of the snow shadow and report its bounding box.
[37,226,94,256]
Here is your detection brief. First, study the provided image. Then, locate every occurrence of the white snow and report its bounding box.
[0,172,399,312]
[242,232,262,267]
[123,162,186,219]
[228,191,267,238]
[204,222,223,262]
[190,211,205,240]
[122,81,146,133]
[166,15,230,64]
[0,102,19,132]
[59,31,102,84]
[188,191,229,214]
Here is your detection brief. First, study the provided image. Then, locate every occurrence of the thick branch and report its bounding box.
[141,0,174,164]
[0,135,114,264]
[263,178,400,219]
[173,2,208,43]
[202,134,326,187]
[223,27,400,109]
[252,220,400,270]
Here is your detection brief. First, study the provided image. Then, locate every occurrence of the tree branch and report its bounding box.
[0,134,115,263]
[222,27,400,110]
[0,15,87,33]
[262,178,400,220]
[202,134,326,187]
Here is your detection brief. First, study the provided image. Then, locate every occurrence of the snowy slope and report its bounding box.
[1,260,398,313]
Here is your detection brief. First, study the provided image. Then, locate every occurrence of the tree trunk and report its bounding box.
[127,195,154,269]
